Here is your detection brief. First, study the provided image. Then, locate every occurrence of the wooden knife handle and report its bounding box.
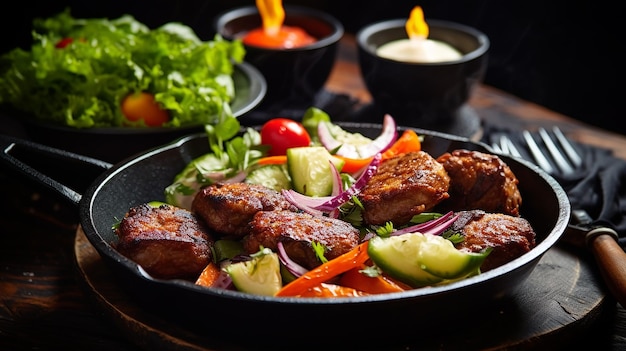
[588,228,626,308]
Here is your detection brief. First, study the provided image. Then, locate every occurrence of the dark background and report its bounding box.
[2,0,623,134]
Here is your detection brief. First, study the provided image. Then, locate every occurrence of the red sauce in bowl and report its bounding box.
[242,26,316,49]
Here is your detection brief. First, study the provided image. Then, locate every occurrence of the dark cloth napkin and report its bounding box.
[237,89,396,129]
[481,125,626,249]
[238,89,369,126]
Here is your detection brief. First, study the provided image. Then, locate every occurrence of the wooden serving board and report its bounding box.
[73,226,613,350]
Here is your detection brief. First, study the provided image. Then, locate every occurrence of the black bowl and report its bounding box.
[214,6,344,114]
[357,19,489,130]
[11,62,266,164]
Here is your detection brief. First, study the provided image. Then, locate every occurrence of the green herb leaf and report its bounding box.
[375,222,395,237]
[301,107,331,143]
[442,230,465,245]
[312,242,328,264]
[409,212,443,224]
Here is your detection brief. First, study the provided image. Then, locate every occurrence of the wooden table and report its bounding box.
[2,35,626,350]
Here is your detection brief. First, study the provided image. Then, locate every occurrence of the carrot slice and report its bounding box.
[381,129,421,161]
[195,262,222,287]
[296,282,369,297]
[275,241,370,297]
[257,155,287,165]
[334,155,374,174]
[338,265,408,294]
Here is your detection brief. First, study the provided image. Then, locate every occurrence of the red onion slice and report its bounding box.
[421,213,459,236]
[317,121,343,153]
[199,169,248,184]
[312,153,382,211]
[281,189,325,216]
[391,211,459,237]
[222,170,248,184]
[330,160,343,196]
[277,242,308,278]
[212,271,235,290]
[281,153,381,214]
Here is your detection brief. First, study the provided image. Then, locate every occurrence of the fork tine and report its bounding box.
[552,126,583,168]
[523,130,555,174]
[538,127,574,175]
[500,135,522,158]
[491,142,503,153]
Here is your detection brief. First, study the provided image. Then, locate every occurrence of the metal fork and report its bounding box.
[492,127,626,308]
[491,126,582,176]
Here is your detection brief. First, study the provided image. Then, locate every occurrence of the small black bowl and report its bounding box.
[214,6,344,115]
[357,19,489,133]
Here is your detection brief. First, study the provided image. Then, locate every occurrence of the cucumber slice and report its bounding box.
[245,164,292,191]
[417,235,490,279]
[224,248,282,296]
[286,146,345,196]
[279,264,298,284]
[327,123,373,147]
[367,233,489,287]
[317,122,374,159]
[212,239,244,262]
[368,234,443,287]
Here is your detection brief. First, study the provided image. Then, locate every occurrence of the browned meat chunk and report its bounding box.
[114,203,213,280]
[243,210,360,269]
[192,182,297,239]
[451,210,536,272]
[359,151,450,226]
[436,149,522,216]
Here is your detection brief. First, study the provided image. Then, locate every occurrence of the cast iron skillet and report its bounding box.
[0,123,570,348]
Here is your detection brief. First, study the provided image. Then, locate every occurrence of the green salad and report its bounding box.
[0,9,245,128]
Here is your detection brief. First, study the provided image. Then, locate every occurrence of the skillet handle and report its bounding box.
[587,228,626,309]
[0,134,112,206]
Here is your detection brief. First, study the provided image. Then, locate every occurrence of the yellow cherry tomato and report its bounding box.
[121,92,169,127]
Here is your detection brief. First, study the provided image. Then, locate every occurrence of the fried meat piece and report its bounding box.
[451,210,536,272]
[243,210,360,269]
[436,149,522,216]
[192,182,298,239]
[359,151,450,226]
[115,203,213,280]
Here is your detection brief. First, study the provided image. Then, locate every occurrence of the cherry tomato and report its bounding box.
[260,118,311,156]
[55,37,74,49]
[120,92,169,127]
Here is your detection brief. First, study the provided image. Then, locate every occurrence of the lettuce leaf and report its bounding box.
[0,8,245,128]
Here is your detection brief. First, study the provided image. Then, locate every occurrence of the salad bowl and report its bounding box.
[0,123,570,349]
[2,62,266,163]
[0,11,267,164]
